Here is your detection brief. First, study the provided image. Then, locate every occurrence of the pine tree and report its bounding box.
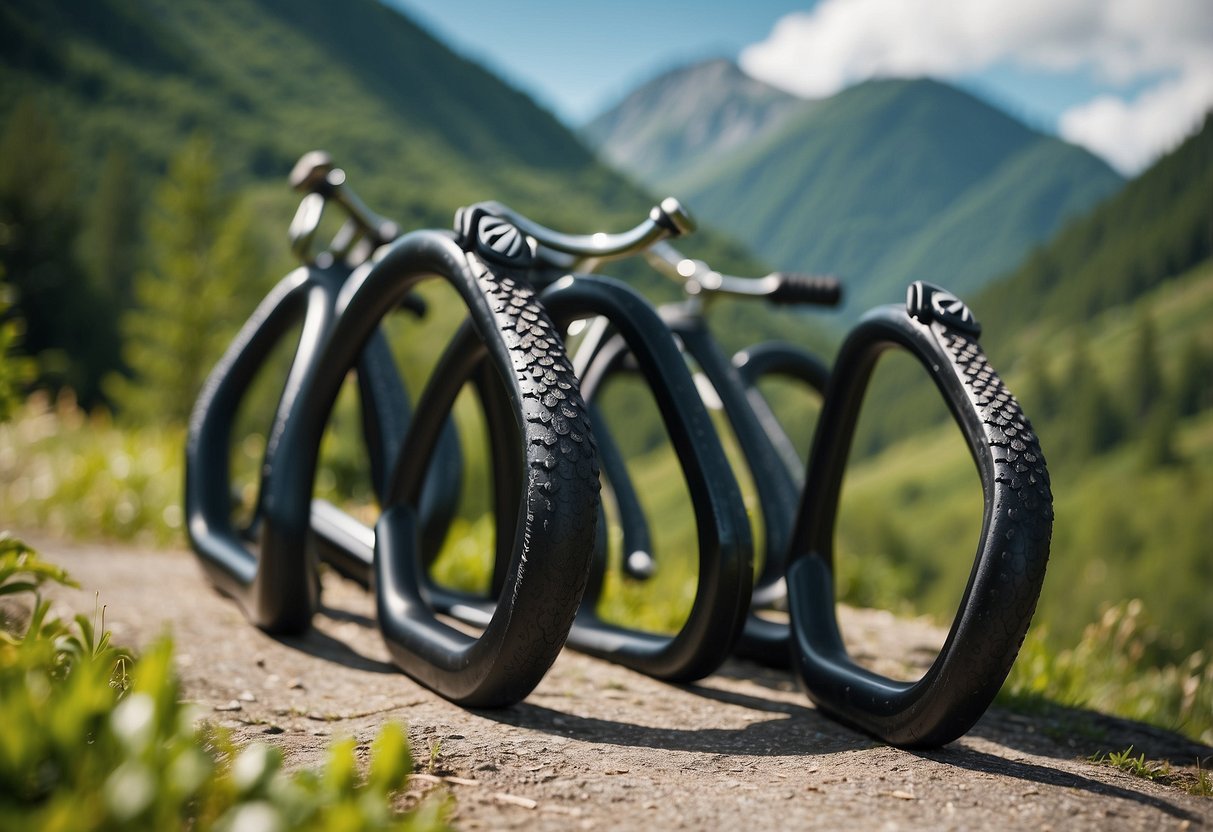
[1017,349,1059,422]
[1140,398,1181,468]
[79,147,142,317]
[0,98,115,404]
[108,135,263,425]
[1063,333,1124,459]
[0,266,37,422]
[1175,336,1213,416]
[1124,313,1164,423]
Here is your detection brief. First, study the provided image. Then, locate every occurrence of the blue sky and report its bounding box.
[387,1,813,122]
[387,1,1213,174]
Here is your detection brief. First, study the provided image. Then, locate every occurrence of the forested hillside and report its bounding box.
[838,114,1213,672]
[0,0,796,408]
[979,113,1213,338]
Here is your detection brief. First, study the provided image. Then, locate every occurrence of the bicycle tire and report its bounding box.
[282,229,599,707]
[787,282,1052,747]
[546,276,754,682]
[185,265,355,631]
[185,264,459,632]
[574,331,830,668]
[427,274,755,682]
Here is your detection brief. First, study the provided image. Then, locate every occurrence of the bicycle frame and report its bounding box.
[567,261,833,666]
[197,155,1052,743]
[187,153,461,632]
[186,262,410,631]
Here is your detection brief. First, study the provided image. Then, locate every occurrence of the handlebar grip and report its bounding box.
[767,273,842,307]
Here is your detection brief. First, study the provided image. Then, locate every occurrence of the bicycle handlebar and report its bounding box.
[288,151,401,264]
[644,241,842,307]
[287,152,427,315]
[767,272,843,306]
[456,197,696,272]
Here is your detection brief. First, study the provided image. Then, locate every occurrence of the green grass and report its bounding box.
[1001,601,1213,745]
[0,393,184,546]
[1087,746,1213,797]
[1191,761,1213,797]
[1089,746,1173,782]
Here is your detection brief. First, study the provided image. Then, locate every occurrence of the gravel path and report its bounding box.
[23,535,1213,831]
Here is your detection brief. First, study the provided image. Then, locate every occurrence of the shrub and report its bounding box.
[0,535,451,831]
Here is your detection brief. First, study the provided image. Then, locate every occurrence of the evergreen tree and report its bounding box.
[79,147,142,317]
[108,136,263,425]
[1017,349,1059,422]
[1140,398,1181,468]
[0,98,116,404]
[1124,313,1164,423]
[1063,333,1124,459]
[1175,336,1213,416]
[0,266,37,422]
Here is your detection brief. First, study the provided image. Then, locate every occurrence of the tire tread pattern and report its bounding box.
[457,255,600,704]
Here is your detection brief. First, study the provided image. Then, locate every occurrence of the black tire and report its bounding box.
[186,265,344,632]
[432,276,756,683]
[185,264,454,632]
[544,276,754,682]
[573,333,831,669]
[280,229,598,707]
[788,283,1052,747]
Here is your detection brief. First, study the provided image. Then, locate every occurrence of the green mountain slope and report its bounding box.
[870,136,1124,300]
[979,112,1213,341]
[2,0,836,404]
[587,69,1124,314]
[0,0,640,228]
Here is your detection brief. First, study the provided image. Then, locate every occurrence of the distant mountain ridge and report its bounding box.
[582,58,806,187]
[585,61,1124,312]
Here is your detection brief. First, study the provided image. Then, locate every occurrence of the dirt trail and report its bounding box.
[24,535,1213,831]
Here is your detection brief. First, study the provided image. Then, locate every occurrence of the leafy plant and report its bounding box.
[1089,746,1171,782]
[1088,746,1212,797]
[0,270,36,423]
[0,537,452,831]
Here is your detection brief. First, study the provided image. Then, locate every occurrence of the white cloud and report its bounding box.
[1058,57,1213,172]
[739,0,1213,172]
